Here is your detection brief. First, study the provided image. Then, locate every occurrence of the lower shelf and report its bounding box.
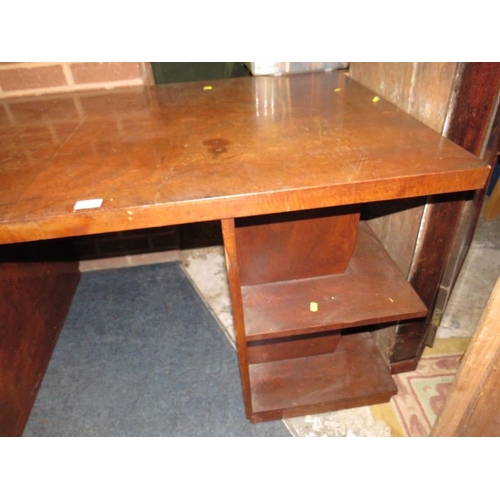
[247,332,397,423]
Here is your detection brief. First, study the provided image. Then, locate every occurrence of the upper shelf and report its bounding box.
[0,71,490,244]
[242,222,428,341]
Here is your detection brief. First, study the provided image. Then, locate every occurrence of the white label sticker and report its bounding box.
[73,198,103,210]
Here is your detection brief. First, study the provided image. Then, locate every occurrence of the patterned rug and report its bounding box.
[370,338,470,437]
[391,354,462,436]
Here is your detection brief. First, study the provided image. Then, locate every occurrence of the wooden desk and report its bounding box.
[0,72,491,433]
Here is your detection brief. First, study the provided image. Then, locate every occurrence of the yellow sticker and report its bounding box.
[334,87,342,92]
[310,302,319,312]
[203,86,213,90]
[372,96,380,102]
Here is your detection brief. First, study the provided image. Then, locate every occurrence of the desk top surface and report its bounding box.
[0,71,490,244]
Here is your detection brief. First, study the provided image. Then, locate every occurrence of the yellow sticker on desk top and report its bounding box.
[310,302,318,312]
[203,86,213,90]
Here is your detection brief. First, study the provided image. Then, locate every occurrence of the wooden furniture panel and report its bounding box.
[249,333,398,423]
[247,331,342,364]
[390,194,466,371]
[0,241,80,436]
[431,274,500,436]
[426,62,500,345]
[223,215,427,421]
[0,72,488,245]
[241,222,427,340]
[235,208,360,285]
[350,62,457,134]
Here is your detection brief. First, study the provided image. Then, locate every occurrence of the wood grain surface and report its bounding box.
[0,241,80,436]
[241,222,427,340]
[249,332,398,422]
[0,71,489,244]
[0,69,493,426]
[235,207,360,285]
[350,62,457,133]
[431,274,500,436]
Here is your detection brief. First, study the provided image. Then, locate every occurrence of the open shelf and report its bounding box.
[241,222,427,341]
[221,215,428,423]
[248,332,398,423]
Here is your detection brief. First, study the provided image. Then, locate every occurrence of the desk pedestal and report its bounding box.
[0,242,80,436]
[222,207,429,422]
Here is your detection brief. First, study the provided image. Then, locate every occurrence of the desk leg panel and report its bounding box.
[390,195,465,369]
[0,255,80,437]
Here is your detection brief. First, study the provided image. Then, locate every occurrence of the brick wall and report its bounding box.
[0,62,154,98]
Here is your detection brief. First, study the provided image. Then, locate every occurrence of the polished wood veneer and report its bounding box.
[0,72,489,245]
[248,333,398,423]
[0,71,491,431]
[0,242,80,436]
[241,222,427,341]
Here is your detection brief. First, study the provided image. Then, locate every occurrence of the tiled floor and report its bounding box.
[79,205,500,437]
[438,214,500,338]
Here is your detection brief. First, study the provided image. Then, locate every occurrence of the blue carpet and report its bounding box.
[23,262,290,436]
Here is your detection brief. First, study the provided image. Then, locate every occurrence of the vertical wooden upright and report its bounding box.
[0,241,80,437]
[431,274,500,436]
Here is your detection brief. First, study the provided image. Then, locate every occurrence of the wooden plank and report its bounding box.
[244,275,427,340]
[235,208,360,285]
[349,62,457,133]
[249,332,397,422]
[409,63,458,133]
[349,63,461,361]
[348,63,416,119]
[443,63,500,160]
[0,72,490,245]
[365,199,425,365]
[426,63,500,345]
[431,275,500,436]
[365,197,425,275]
[390,194,465,369]
[247,331,342,364]
[220,218,253,418]
[242,222,427,340]
[0,241,80,436]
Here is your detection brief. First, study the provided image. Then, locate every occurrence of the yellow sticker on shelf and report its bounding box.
[310,302,319,312]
